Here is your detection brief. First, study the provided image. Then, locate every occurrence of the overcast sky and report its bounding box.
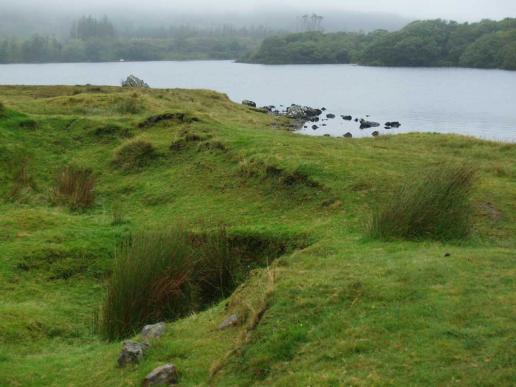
[5,0,516,21]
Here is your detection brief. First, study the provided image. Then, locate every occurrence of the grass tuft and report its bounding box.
[114,95,144,115]
[111,202,127,225]
[8,158,37,201]
[369,163,476,240]
[52,165,96,211]
[100,227,195,340]
[112,139,157,171]
[99,226,294,341]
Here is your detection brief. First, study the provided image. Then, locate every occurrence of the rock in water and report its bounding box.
[143,364,178,386]
[341,115,352,121]
[359,119,380,129]
[385,121,401,128]
[142,322,166,339]
[121,75,149,88]
[344,132,353,138]
[372,131,380,137]
[326,113,336,119]
[286,104,322,120]
[118,341,149,368]
[242,100,257,108]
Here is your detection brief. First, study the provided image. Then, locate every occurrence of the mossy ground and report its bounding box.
[0,85,514,386]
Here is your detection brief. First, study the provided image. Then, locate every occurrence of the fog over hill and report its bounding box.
[0,7,410,39]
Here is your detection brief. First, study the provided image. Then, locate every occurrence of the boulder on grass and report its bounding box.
[218,314,239,330]
[142,322,166,340]
[142,364,178,386]
[242,100,257,108]
[121,75,149,88]
[118,341,149,368]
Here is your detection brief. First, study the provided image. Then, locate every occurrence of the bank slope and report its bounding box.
[0,86,514,386]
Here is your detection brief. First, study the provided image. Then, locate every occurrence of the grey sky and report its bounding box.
[5,0,516,21]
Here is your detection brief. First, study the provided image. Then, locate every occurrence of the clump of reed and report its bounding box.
[99,226,287,341]
[8,158,37,201]
[52,165,96,211]
[369,164,476,241]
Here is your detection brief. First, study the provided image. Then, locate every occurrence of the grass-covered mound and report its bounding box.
[0,85,514,386]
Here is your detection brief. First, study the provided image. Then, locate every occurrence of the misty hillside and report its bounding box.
[0,6,410,39]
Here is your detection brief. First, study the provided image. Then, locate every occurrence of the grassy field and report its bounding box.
[0,85,514,386]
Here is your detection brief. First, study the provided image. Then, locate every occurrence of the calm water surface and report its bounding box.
[0,60,515,142]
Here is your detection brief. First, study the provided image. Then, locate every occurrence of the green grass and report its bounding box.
[0,85,514,386]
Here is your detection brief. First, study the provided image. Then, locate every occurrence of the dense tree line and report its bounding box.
[0,16,266,63]
[243,18,516,70]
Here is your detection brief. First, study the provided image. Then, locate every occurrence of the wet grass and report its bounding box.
[0,85,514,386]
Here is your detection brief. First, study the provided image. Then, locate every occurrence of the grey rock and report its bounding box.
[341,115,352,120]
[142,364,178,386]
[312,125,319,130]
[372,131,380,137]
[360,119,380,129]
[121,75,149,88]
[385,121,401,128]
[326,113,336,119]
[242,100,257,108]
[142,322,166,340]
[118,341,149,368]
[286,104,322,120]
[323,134,331,137]
[344,132,353,138]
[218,314,239,330]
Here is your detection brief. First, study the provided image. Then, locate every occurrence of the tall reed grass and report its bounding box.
[52,165,96,210]
[369,164,476,240]
[8,158,36,200]
[99,225,299,340]
[100,228,194,340]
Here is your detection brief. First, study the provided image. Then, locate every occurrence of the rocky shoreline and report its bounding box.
[242,100,402,138]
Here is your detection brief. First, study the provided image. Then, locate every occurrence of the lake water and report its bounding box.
[0,60,515,142]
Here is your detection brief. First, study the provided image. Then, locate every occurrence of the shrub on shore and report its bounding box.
[52,165,96,211]
[369,164,476,240]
